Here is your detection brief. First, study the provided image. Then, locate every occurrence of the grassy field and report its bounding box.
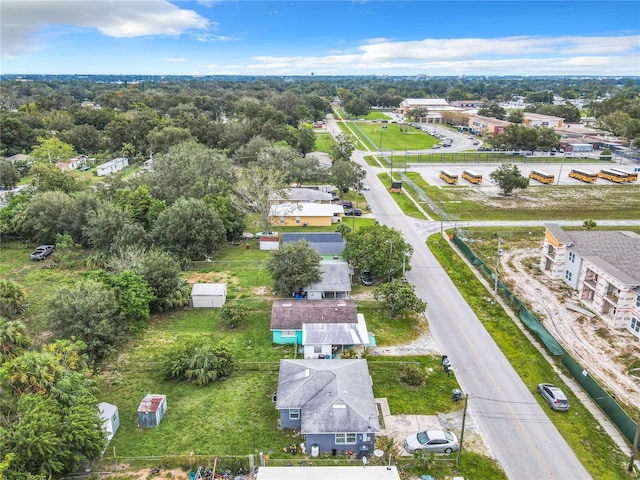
[353,122,439,151]
[365,111,393,121]
[427,234,632,480]
[377,172,428,220]
[313,131,334,154]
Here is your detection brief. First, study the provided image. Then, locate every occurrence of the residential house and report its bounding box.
[275,359,380,455]
[55,154,87,172]
[540,224,640,338]
[97,157,129,176]
[270,299,372,357]
[269,203,343,227]
[305,260,352,300]
[271,188,333,205]
[282,232,346,260]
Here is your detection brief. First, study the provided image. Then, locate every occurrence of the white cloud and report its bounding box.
[1,0,209,59]
[163,57,186,63]
[244,35,640,75]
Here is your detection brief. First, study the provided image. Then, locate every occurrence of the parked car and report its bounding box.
[432,144,441,149]
[339,201,353,209]
[79,165,91,171]
[404,430,459,454]
[537,383,570,411]
[30,245,55,261]
[344,208,362,216]
[360,184,371,191]
[255,231,276,239]
[359,270,374,286]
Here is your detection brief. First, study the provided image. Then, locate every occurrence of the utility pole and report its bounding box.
[493,236,502,303]
[456,393,469,467]
[387,240,393,282]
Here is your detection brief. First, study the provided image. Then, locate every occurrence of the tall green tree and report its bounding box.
[343,225,412,280]
[329,134,354,162]
[0,161,20,189]
[489,163,530,196]
[135,250,189,313]
[267,240,322,295]
[233,166,289,234]
[29,137,75,164]
[151,197,226,261]
[47,280,122,364]
[330,160,365,195]
[374,279,426,318]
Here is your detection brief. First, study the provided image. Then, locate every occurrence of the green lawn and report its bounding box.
[427,234,632,480]
[364,112,393,121]
[353,122,439,151]
[314,131,334,154]
[377,173,428,220]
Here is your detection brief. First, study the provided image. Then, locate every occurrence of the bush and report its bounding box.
[163,341,235,386]
[399,365,425,387]
[219,301,248,329]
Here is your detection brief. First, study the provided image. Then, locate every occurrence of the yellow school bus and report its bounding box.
[598,168,628,183]
[568,168,598,183]
[610,168,637,182]
[529,169,555,184]
[439,170,458,184]
[462,169,483,184]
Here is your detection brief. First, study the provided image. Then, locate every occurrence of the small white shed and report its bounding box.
[98,402,120,444]
[191,283,227,308]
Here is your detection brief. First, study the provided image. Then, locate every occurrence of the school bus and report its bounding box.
[529,169,555,184]
[439,170,458,184]
[598,168,629,183]
[610,168,637,182]
[462,169,483,184]
[568,168,598,183]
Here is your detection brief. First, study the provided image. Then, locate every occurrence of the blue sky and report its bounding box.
[2,0,639,76]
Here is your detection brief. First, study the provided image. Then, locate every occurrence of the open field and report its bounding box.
[313,131,334,153]
[393,170,640,221]
[353,121,439,151]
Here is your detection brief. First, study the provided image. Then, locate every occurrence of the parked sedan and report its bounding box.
[537,383,570,411]
[404,430,459,454]
[30,245,55,261]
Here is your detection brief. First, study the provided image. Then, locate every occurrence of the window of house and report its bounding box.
[314,346,322,354]
[568,252,575,263]
[630,317,640,334]
[335,433,357,444]
[289,409,300,420]
[295,216,301,224]
[564,270,572,281]
[636,295,640,308]
[281,330,296,337]
[279,216,285,224]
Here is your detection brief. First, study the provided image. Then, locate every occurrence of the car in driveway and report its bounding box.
[537,383,570,411]
[359,270,374,286]
[404,430,459,454]
[255,231,277,239]
[344,208,362,216]
[30,245,55,261]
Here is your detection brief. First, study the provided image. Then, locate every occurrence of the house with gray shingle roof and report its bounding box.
[305,260,352,300]
[275,359,379,455]
[541,224,640,337]
[282,232,346,259]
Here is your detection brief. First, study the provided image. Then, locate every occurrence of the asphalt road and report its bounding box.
[356,149,592,479]
[327,115,593,479]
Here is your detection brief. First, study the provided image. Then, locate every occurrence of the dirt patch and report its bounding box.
[186,271,236,285]
[108,467,191,480]
[500,248,640,407]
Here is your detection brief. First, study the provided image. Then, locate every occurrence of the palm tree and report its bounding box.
[0,317,31,363]
[583,219,597,230]
[3,351,61,395]
[0,280,26,318]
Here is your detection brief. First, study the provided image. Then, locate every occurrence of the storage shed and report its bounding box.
[137,394,167,428]
[98,402,119,444]
[389,181,403,193]
[191,283,227,308]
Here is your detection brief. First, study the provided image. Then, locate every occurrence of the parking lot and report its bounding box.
[415,163,636,187]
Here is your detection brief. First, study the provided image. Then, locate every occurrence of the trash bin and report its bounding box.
[359,445,369,458]
[452,389,462,402]
[311,444,319,457]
